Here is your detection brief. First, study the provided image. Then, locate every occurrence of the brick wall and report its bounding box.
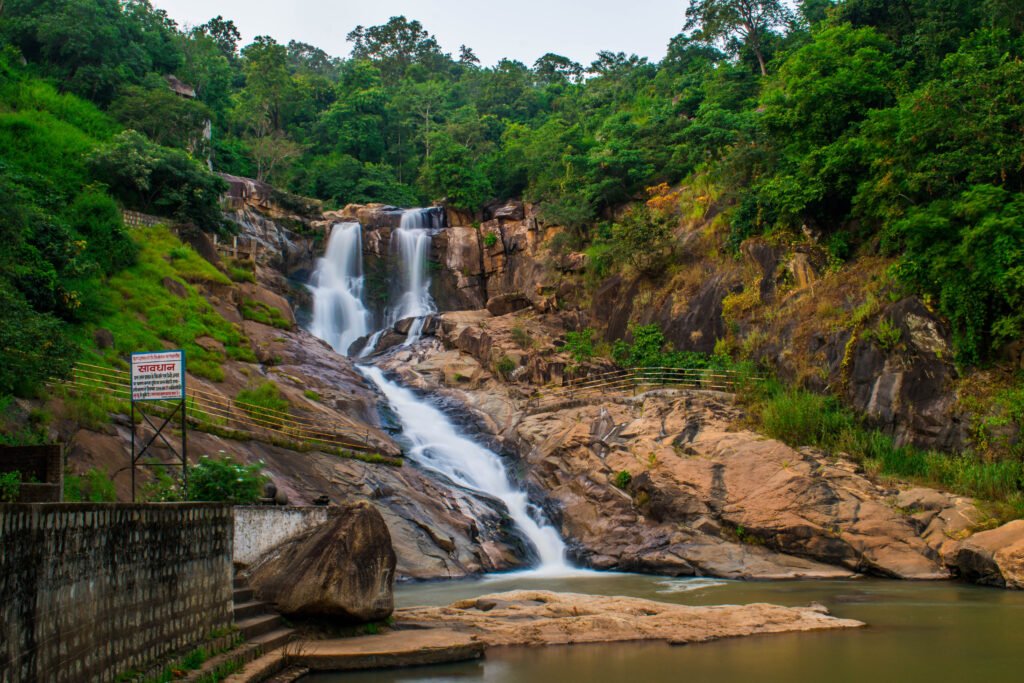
[0,503,233,683]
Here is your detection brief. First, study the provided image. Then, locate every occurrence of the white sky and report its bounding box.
[154,0,689,67]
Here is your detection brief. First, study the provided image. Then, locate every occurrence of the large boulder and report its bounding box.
[953,520,1024,589]
[486,293,532,317]
[247,501,397,622]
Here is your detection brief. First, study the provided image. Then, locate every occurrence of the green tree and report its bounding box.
[194,15,241,61]
[418,131,492,210]
[346,16,448,84]
[684,0,794,75]
[109,84,213,151]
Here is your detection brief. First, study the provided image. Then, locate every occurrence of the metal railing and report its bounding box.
[526,366,763,409]
[61,362,378,453]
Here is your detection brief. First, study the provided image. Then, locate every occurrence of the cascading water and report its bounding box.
[309,222,371,355]
[359,365,573,574]
[386,208,438,328]
[308,209,575,573]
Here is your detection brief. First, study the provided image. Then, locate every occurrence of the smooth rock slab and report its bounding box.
[395,590,864,647]
[293,629,484,671]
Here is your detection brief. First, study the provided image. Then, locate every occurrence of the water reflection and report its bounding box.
[304,575,1024,683]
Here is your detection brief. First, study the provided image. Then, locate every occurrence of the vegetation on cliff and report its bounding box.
[2,0,1023,508]
[4,0,1021,366]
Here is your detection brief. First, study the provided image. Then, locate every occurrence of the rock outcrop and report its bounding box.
[374,330,970,581]
[395,590,864,646]
[952,520,1024,589]
[247,502,396,622]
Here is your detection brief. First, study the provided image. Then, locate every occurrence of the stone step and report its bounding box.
[222,629,297,683]
[237,613,282,640]
[233,587,254,603]
[234,600,271,621]
[233,576,248,589]
[251,627,295,653]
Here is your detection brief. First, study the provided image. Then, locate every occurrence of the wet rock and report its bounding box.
[953,520,1024,589]
[394,317,416,335]
[247,501,397,622]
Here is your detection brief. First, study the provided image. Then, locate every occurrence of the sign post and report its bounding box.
[130,350,187,501]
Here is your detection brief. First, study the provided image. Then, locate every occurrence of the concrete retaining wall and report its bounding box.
[233,506,330,565]
[0,503,233,683]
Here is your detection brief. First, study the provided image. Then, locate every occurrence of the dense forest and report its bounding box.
[1,0,1023,395]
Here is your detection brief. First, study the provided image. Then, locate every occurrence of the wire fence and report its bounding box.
[59,362,378,453]
[526,366,764,410]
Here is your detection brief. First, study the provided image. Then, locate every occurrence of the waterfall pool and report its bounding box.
[304,573,1024,683]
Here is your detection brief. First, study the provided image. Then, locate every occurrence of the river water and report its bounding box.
[305,572,1024,683]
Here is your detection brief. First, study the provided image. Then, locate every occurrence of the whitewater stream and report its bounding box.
[308,208,574,574]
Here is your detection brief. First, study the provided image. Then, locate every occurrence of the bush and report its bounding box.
[64,467,118,502]
[88,131,227,231]
[0,471,22,502]
[613,470,632,489]
[564,329,595,364]
[187,454,267,504]
[483,231,499,248]
[495,355,516,378]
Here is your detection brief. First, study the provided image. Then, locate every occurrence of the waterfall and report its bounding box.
[360,366,574,575]
[308,222,371,355]
[386,209,438,328]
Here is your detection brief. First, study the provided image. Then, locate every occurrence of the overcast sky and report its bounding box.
[154,0,688,67]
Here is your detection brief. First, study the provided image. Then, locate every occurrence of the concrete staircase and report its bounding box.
[233,574,295,655]
[174,572,296,683]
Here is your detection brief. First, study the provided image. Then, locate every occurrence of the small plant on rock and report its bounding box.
[613,470,632,489]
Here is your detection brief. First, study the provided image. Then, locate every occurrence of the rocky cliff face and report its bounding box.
[336,198,968,452]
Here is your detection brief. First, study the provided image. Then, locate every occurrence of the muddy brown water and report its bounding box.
[302,572,1024,683]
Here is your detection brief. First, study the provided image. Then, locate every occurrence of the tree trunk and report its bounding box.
[755,47,767,76]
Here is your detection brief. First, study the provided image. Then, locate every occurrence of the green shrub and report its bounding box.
[613,470,632,489]
[88,131,228,231]
[868,317,902,351]
[64,468,117,502]
[564,328,595,364]
[0,471,22,502]
[187,455,267,504]
[495,355,516,378]
[483,231,499,248]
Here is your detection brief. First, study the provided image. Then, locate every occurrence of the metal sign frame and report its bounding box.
[129,350,188,501]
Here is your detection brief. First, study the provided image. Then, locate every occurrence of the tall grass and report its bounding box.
[750,382,1024,521]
